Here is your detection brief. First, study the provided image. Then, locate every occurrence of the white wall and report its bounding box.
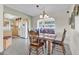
[0,5,3,52]
[67,5,79,54]
[68,16,79,55]
[75,16,79,32]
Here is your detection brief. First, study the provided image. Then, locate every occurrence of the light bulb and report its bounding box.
[40,15,43,18]
[44,14,49,18]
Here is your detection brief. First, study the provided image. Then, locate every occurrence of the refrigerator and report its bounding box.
[19,22,28,39]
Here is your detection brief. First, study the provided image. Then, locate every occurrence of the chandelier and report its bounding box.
[36,5,49,19]
[40,10,49,19]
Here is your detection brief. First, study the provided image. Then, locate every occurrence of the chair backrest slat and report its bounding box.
[61,29,66,42]
[29,31,39,43]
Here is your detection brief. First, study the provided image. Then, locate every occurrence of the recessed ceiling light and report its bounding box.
[36,5,39,8]
[67,11,69,13]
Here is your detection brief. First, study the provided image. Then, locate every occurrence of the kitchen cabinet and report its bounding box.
[3,18,12,49]
[3,32,12,49]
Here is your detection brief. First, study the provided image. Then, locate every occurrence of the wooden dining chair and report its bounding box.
[52,29,67,55]
[29,31,44,55]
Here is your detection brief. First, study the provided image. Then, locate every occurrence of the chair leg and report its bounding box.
[29,47,31,55]
[36,48,38,55]
[44,40,46,49]
[45,41,47,48]
[61,45,65,55]
[42,46,44,54]
[52,43,55,54]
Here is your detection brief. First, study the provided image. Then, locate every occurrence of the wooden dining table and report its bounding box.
[37,36,56,55]
[29,34,56,55]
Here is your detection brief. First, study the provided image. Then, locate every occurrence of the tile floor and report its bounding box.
[4,37,72,55]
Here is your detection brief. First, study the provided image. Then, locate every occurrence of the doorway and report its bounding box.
[3,13,29,54]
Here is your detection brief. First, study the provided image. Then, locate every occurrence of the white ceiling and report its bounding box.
[5,4,73,17]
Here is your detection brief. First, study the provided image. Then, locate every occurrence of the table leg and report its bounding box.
[52,42,54,54]
[48,40,51,55]
[44,40,46,48]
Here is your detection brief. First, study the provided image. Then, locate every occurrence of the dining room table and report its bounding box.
[37,34,56,55]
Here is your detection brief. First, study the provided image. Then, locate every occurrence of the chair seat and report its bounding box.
[53,40,63,45]
[30,42,44,48]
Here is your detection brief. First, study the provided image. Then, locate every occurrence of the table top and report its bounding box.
[29,34,56,41]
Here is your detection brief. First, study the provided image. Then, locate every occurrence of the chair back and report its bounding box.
[29,30,39,43]
[61,29,66,43]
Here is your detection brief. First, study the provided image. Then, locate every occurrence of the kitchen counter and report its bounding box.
[3,36,11,39]
[3,31,12,49]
